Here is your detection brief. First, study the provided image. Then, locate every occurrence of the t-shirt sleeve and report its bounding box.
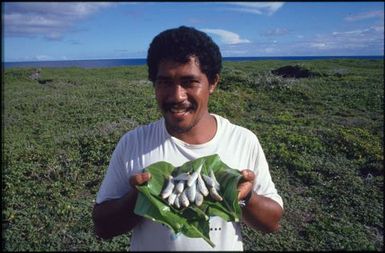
[252,136,284,209]
[95,134,133,204]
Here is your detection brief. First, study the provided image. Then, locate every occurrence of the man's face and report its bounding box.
[154,56,217,136]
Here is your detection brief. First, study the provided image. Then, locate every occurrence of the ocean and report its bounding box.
[3,56,383,69]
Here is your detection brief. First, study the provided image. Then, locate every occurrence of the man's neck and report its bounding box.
[169,114,217,145]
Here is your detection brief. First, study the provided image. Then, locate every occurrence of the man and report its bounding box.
[92,26,283,251]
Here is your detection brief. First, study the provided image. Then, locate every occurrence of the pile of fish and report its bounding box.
[161,164,223,209]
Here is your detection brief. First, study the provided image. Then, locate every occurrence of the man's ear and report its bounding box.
[209,74,220,94]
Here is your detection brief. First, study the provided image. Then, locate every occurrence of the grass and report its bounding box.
[2,59,383,251]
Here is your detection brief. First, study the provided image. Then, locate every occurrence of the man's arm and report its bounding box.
[92,172,151,239]
[237,170,283,233]
[241,192,283,232]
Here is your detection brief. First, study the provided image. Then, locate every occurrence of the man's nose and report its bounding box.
[169,84,187,102]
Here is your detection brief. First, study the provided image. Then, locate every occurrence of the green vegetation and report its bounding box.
[3,59,383,251]
[135,155,243,248]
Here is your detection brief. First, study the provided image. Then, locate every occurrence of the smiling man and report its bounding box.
[92,26,283,251]
[154,56,218,144]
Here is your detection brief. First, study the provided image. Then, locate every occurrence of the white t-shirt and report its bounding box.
[96,114,283,251]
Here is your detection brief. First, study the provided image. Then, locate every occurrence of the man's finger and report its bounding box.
[130,172,151,187]
[241,169,255,182]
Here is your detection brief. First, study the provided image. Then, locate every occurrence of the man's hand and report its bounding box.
[237,169,255,200]
[129,172,152,188]
[93,171,152,240]
[237,169,283,233]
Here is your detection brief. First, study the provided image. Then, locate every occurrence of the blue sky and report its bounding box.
[3,2,384,62]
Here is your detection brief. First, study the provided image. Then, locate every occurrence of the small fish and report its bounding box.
[209,186,223,201]
[161,175,175,199]
[209,169,220,190]
[187,164,202,187]
[179,190,190,208]
[186,182,197,202]
[175,181,185,193]
[174,193,181,208]
[173,172,190,181]
[202,174,215,188]
[168,192,177,206]
[197,174,209,196]
[195,192,204,206]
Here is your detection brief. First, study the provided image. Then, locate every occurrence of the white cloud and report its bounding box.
[3,2,119,39]
[224,2,284,16]
[221,49,249,56]
[263,47,276,53]
[306,25,384,52]
[310,42,329,49]
[332,26,384,39]
[262,28,289,37]
[201,29,251,44]
[345,10,384,21]
[35,55,52,61]
[371,24,385,32]
[218,21,384,57]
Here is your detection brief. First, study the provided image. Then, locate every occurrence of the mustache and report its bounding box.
[162,101,195,111]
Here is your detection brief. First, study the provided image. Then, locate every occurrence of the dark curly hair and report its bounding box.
[147,26,222,84]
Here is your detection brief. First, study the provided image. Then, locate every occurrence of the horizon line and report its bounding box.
[3,55,384,63]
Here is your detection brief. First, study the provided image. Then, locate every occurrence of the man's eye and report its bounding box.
[157,80,171,86]
[182,80,199,86]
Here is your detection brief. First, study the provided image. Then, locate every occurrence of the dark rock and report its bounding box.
[37,79,53,84]
[271,65,319,78]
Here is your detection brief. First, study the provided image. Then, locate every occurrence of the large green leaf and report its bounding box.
[134,154,242,247]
